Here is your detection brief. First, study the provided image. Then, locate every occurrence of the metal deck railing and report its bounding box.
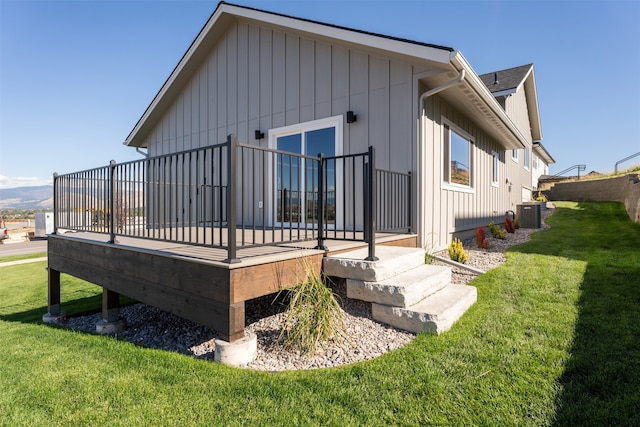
[53,135,412,263]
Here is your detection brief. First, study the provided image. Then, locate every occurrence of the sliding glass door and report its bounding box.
[270,116,342,229]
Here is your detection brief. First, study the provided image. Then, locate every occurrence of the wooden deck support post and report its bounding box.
[96,288,126,333]
[43,267,66,323]
[221,301,245,342]
[102,288,120,323]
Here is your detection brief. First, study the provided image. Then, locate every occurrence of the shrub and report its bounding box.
[448,238,468,264]
[489,221,507,239]
[279,264,348,355]
[474,226,490,249]
[535,191,548,202]
[504,217,515,233]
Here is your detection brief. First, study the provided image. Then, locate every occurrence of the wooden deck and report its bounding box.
[46,231,417,342]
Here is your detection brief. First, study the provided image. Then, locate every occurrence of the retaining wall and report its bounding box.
[545,174,640,222]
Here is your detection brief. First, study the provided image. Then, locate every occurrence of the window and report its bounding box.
[512,149,519,162]
[492,151,500,186]
[443,122,473,189]
[524,147,530,170]
[533,154,539,169]
[269,116,343,227]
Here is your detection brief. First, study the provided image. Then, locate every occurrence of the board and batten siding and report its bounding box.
[142,20,422,175]
[503,86,535,200]
[503,88,533,144]
[421,94,528,251]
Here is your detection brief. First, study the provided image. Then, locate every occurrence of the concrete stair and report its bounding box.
[324,246,476,335]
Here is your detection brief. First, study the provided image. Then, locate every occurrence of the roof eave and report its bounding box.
[533,142,555,164]
[125,2,454,147]
[523,67,543,141]
[449,52,527,150]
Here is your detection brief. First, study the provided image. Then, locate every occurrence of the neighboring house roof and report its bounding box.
[479,64,533,96]
[479,64,543,142]
[533,141,555,164]
[125,1,532,150]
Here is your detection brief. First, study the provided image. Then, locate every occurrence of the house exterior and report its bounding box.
[45,2,551,342]
[125,2,547,251]
[479,64,555,193]
[532,141,555,190]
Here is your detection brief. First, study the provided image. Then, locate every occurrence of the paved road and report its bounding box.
[0,239,47,257]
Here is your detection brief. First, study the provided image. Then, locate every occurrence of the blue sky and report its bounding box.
[1,0,639,189]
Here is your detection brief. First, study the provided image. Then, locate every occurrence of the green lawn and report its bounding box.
[1,201,638,426]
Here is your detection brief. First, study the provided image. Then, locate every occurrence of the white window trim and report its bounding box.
[491,150,500,188]
[512,148,519,163]
[267,115,344,228]
[441,119,475,194]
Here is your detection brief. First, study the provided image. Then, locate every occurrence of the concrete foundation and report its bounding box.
[95,318,127,334]
[214,332,257,367]
[42,311,67,324]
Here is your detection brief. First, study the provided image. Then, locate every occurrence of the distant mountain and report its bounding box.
[0,185,53,209]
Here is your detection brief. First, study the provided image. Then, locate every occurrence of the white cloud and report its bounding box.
[0,174,52,189]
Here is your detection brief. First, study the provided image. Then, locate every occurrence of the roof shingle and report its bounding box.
[479,64,533,94]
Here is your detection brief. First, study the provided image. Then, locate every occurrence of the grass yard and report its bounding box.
[0,201,638,426]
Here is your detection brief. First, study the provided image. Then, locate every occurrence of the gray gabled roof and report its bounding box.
[479,64,533,95]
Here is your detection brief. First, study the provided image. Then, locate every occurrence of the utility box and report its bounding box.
[517,203,541,229]
[35,212,54,237]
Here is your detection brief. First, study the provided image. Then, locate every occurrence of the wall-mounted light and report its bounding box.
[346,111,357,123]
[255,130,265,140]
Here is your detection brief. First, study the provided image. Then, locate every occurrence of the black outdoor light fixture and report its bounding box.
[346,110,357,123]
[255,130,265,140]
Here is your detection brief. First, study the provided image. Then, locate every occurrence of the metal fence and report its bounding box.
[54,135,412,262]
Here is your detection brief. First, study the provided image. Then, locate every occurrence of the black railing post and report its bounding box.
[108,160,117,243]
[365,146,378,261]
[407,171,412,233]
[315,152,327,250]
[52,172,59,235]
[224,134,240,263]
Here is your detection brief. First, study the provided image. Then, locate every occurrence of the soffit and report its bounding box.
[421,70,526,151]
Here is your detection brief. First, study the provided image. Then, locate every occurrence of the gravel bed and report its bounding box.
[64,208,553,371]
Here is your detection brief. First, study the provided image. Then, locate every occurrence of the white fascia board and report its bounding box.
[231,5,452,64]
[449,52,527,149]
[126,3,453,146]
[125,5,229,146]
[524,67,543,141]
[533,142,555,164]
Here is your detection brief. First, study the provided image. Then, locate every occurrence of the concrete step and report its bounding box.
[346,264,451,308]
[372,284,477,334]
[323,246,425,282]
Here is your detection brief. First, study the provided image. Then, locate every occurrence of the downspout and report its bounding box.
[417,69,465,250]
[418,69,465,115]
[123,140,148,157]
